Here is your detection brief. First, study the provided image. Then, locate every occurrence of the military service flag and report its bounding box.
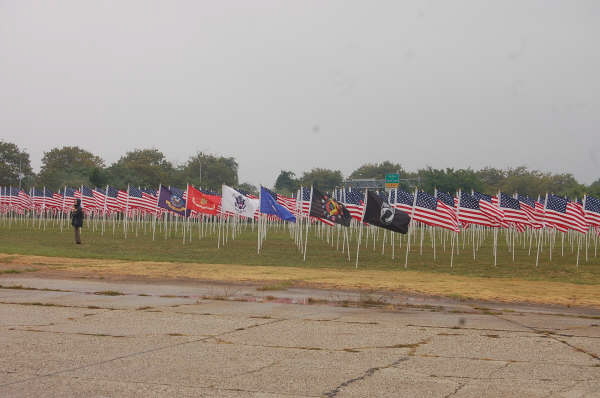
[363,190,411,234]
[157,185,189,217]
[309,188,352,227]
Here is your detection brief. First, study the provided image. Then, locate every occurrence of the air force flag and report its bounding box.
[259,186,296,222]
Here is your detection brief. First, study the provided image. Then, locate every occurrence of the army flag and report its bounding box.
[186,185,221,215]
[157,185,189,217]
[309,188,352,227]
[221,185,259,219]
[363,190,410,234]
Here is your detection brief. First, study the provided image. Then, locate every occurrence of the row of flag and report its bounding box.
[1,185,599,234]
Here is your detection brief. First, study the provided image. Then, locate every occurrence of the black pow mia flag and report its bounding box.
[309,188,352,227]
[363,190,411,234]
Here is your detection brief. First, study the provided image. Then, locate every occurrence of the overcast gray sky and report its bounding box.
[1,1,599,186]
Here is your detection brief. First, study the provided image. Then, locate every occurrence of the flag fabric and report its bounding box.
[393,189,414,214]
[186,184,221,215]
[457,191,494,227]
[300,187,312,216]
[436,191,455,207]
[413,191,460,232]
[363,190,410,234]
[80,186,98,209]
[93,187,108,210]
[44,189,61,209]
[473,192,504,226]
[259,187,296,222]
[221,185,259,219]
[129,186,158,213]
[157,185,188,216]
[344,189,365,221]
[545,194,588,233]
[584,195,600,227]
[274,192,298,216]
[104,186,122,211]
[518,194,544,228]
[498,192,531,227]
[31,188,46,209]
[309,188,352,227]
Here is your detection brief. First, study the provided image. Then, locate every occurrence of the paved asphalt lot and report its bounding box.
[0,277,599,397]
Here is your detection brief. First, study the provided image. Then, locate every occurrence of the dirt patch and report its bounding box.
[1,253,599,308]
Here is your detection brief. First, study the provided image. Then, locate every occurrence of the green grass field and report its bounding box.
[1,219,598,285]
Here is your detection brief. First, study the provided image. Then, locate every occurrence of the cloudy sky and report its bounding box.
[1,1,598,186]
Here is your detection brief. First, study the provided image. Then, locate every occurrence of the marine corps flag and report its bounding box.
[363,190,410,234]
[157,185,190,217]
[309,188,352,227]
[186,185,221,215]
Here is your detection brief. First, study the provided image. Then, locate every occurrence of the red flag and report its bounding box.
[186,185,221,215]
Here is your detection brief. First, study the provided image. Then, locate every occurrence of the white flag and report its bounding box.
[221,185,259,219]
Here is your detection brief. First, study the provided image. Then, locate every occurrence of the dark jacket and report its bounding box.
[71,207,84,228]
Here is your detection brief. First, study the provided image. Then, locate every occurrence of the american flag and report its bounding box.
[103,186,122,211]
[545,194,588,233]
[114,187,128,209]
[42,189,61,209]
[92,187,109,210]
[300,187,312,216]
[517,194,544,228]
[473,191,504,225]
[394,190,414,214]
[274,191,298,216]
[7,188,31,211]
[436,191,455,207]
[128,186,158,213]
[31,188,46,209]
[344,189,365,221]
[498,192,531,227]
[457,191,494,227]
[0,187,8,207]
[80,186,99,209]
[413,191,460,232]
[140,188,158,207]
[584,195,600,227]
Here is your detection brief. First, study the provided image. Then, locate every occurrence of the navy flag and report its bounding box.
[157,186,189,217]
[363,190,410,234]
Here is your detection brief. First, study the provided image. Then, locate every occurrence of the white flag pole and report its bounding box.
[303,187,313,261]
[404,187,418,268]
[355,189,368,268]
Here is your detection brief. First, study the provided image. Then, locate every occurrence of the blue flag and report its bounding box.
[260,187,296,222]
[158,186,189,217]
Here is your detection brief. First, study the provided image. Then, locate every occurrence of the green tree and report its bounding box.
[237,182,258,196]
[349,161,405,179]
[476,167,506,192]
[418,167,484,194]
[0,141,34,187]
[300,168,343,192]
[274,170,299,195]
[107,149,174,189]
[542,173,585,198]
[588,179,600,197]
[38,146,104,190]
[178,152,238,192]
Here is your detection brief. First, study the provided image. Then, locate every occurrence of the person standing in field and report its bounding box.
[70,199,84,244]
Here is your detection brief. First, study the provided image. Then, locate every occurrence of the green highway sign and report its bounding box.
[385,174,399,184]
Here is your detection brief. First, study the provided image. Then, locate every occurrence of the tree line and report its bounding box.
[1,141,599,198]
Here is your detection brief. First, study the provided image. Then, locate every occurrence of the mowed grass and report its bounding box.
[0,221,598,285]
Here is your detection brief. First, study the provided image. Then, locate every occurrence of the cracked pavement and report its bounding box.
[1,277,599,397]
